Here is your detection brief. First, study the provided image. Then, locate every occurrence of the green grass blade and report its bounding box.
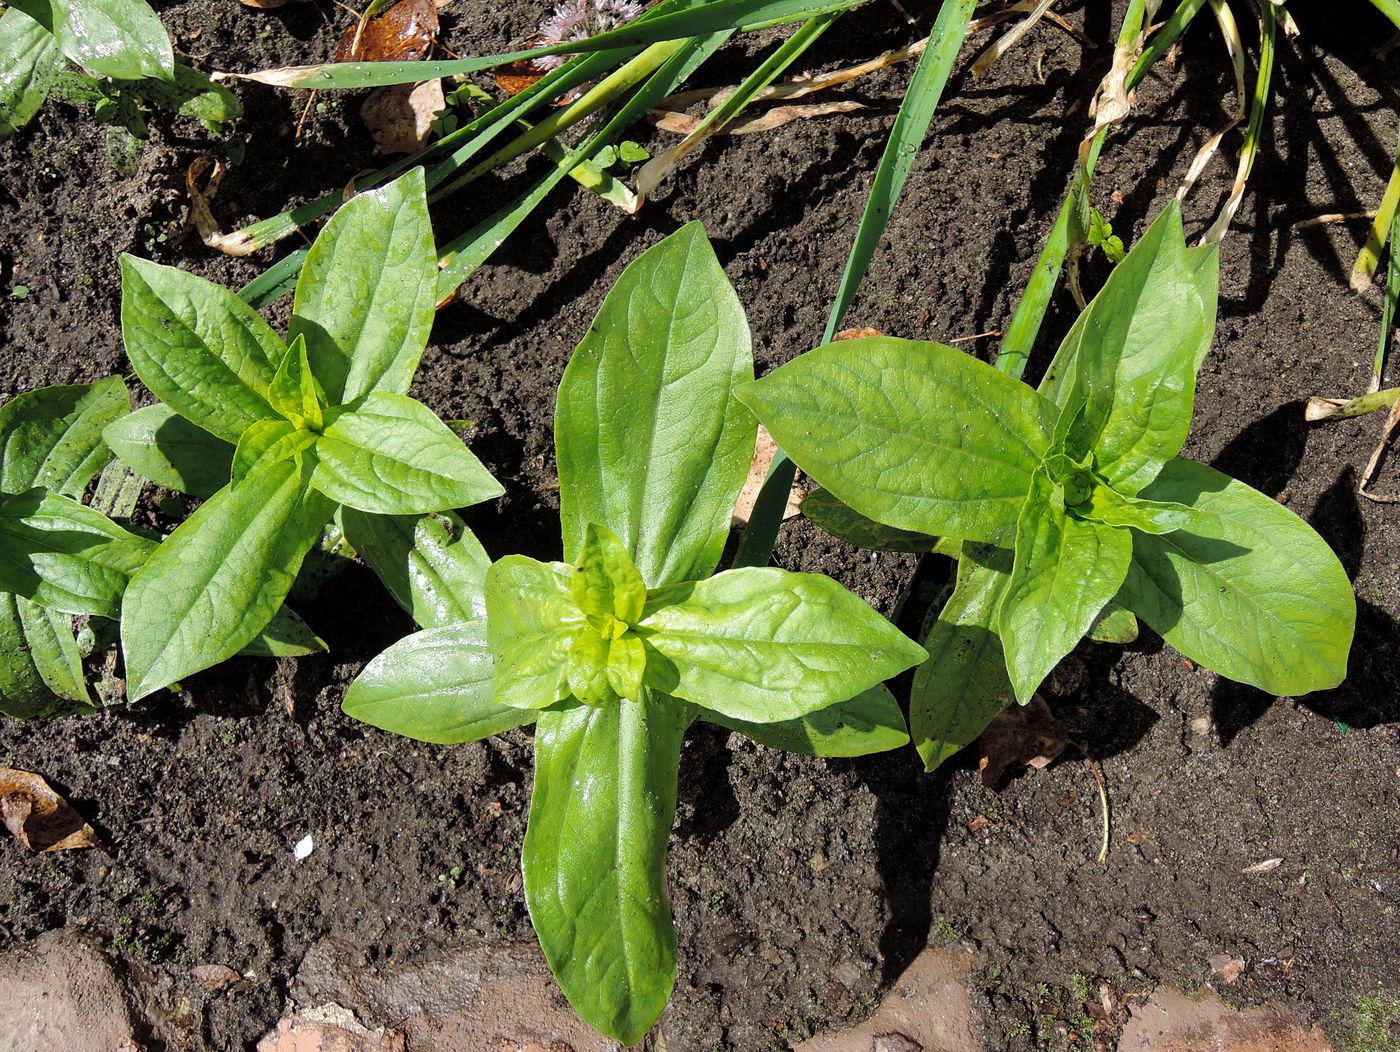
[1353,122,1400,291]
[1376,189,1400,391]
[236,0,864,90]
[1369,0,1400,29]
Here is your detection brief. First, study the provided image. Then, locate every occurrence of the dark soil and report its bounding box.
[2,2,1398,1050]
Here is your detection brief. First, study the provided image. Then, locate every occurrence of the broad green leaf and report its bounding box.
[800,487,939,552]
[1117,457,1355,695]
[0,9,63,138]
[268,334,324,431]
[0,594,92,718]
[120,255,286,443]
[639,566,926,723]
[125,62,242,124]
[736,338,1055,547]
[704,682,908,758]
[310,393,503,515]
[0,488,154,619]
[1039,203,1220,494]
[910,543,1014,771]
[1087,600,1139,645]
[1079,479,1193,535]
[238,606,326,657]
[289,168,437,405]
[522,691,689,1046]
[485,556,583,710]
[340,508,488,628]
[0,377,129,498]
[9,0,175,81]
[555,222,755,587]
[102,404,233,498]
[232,419,317,486]
[122,450,335,700]
[572,522,645,624]
[998,468,1133,704]
[343,621,535,743]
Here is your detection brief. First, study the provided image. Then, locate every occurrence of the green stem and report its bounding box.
[1352,122,1400,291]
[1308,387,1400,421]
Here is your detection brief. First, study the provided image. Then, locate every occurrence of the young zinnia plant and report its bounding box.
[342,222,924,1043]
[111,168,501,700]
[738,203,1357,767]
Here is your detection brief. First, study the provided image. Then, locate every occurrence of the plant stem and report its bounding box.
[1352,122,1400,291]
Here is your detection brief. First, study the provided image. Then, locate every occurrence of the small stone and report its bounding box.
[1189,716,1213,736]
[293,834,314,861]
[873,1034,923,1052]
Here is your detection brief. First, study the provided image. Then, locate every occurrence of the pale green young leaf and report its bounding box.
[736,338,1055,546]
[340,508,489,628]
[232,419,317,487]
[120,255,285,443]
[485,556,584,710]
[800,487,940,553]
[1040,203,1220,492]
[555,222,754,587]
[566,630,618,707]
[1087,600,1139,645]
[0,377,130,498]
[1117,457,1355,695]
[9,0,175,81]
[268,334,324,431]
[571,522,645,624]
[0,488,154,619]
[121,452,335,700]
[607,633,645,701]
[998,468,1133,704]
[343,621,536,743]
[238,606,326,658]
[102,404,233,498]
[0,9,63,138]
[310,393,503,515]
[910,543,1014,771]
[0,594,93,718]
[289,168,437,405]
[522,692,689,1046]
[1079,479,1193,535]
[703,682,909,758]
[639,566,926,723]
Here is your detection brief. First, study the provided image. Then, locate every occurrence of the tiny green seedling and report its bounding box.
[738,203,1356,768]
[342,223,924,1044]
[111,168,502,700]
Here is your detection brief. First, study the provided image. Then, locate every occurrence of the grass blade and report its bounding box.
[1352,122,1400,291]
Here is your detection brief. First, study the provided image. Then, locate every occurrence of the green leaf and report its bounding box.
[639,566,926,722]
[0,9,63,138]
[102,404,233,498]
[799,486,940,552]
[0,377,130,498]
[232,419,317,486]
[238,606,326,657]
[125,62,242,124]
[289,168,437,405]
[566,628,620,707]
[343,621,535,743]
[341,508,489,628]
[310,393,503,515]
[0,488,154,619]
[736,338,1055,547]
[1079,479,1193,535]
[9,0,175,81]
[120,254,286,443]
[998,467,1133,704]
[268,334,324,431]
[485,556,583,710]
[1117,457,1355,695]
[555,222,755,586]
[1087,600,1139,645]
[571,522,645,624]
[1039,203,1220,493]
[704,682,908,757]
[0,594,93,718]
[522,692,688,1046]
[121,448,335,700]
[910,543,1014,771]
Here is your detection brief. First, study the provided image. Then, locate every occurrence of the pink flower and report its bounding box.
[534,0,646,70]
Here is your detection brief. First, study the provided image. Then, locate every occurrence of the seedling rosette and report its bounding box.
[737,202,1357,769]
[341,223,925,1043]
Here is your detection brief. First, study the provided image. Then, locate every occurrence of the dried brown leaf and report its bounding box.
[335,0,438,64]
[1208,953,1246,985]
[732,425,802,526]
[977,696,1068,787]
[187,155,258,256]
[238,0,305,7]
[193,963,243,990]
[0,768,100,853]
[494,59,547,98]
[361,79,444,156]
[1241,857,1283,874]
[835,327,885,340]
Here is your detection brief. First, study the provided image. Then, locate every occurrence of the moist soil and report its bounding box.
[1,3,1398,1050]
